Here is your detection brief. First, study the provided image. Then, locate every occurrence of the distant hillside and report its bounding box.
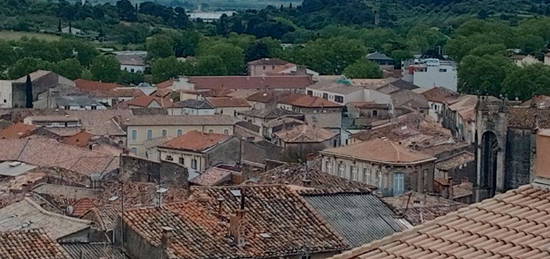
[290,0,550,29]
[78,0,302,10]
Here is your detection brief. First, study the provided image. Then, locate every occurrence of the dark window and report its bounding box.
[372,110,378,116]
[166,155,173,161]
[322,93,328,99]
[91,106,97,110]
[179,157,184,164]
[306,90,313,96]
[191,159,197,169]
[334,95,344,103]
[439,68,447,72]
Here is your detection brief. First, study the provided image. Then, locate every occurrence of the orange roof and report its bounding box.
[206,97,251,108]
[160,130,231,152]
[0,123,37,139]
[62,131,93,148]
[321,138,435,165]
[274,124,338,143]
[71,197,98,217]
[122,185,348,258]
[156,79,175,89]
[75,79,122,92]
[280,94,342,108]
[333,184,550,259]
[421,87,458,103]
[123,95,174,108]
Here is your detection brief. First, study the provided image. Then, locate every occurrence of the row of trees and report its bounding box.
[454,19,550,100]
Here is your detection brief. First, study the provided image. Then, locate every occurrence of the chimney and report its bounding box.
[160,226,174,250]
[534,129,550,186]
[229,189,246,246]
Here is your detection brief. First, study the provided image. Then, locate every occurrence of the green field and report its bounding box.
[0,30,61,41]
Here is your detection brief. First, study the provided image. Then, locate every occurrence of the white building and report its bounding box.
[114,51,147,73]
[402,58,458,91]
[0,80,13,109]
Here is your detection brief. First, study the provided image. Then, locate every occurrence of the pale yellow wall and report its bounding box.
[158,148,207,172]
[127,125,233,157]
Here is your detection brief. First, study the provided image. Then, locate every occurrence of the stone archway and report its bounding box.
[480,131,499,197]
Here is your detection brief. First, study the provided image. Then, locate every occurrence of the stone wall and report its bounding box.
[206,137,241,168]
[120,154,188,187]
[504,128,533,189]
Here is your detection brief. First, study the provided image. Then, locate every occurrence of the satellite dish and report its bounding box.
[109,196,119,201]
[157,188,168,194]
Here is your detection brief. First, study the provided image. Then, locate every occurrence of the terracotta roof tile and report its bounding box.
[206,97,251,108]
[280,94,342,108]
[247,58,291,66]
[0,123,37,139]
[75,79,122,92]
[124,115,237,126]
[125,95,161,108]
[246,91,290,103]
[421,87,458,103]
[189,75,314,90]
[71,197,98,217]
[160,130,231,152]
[321,138,436,165]
[0,229,71,259]
[333,185,550,259]
[0,137,119,176]
[61,131,93,148]
[156,79,175,89]
[274,124,338,143]
[122,185,349,258]
[189,167,233,186]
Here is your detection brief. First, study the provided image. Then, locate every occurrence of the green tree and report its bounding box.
[116,0,137,22]
[54,58,82,80]
[199,43,245,75]
[0,41,16,70]
[151,56,182,83]
[91,55,120,82]
[458,54,515,96]
[502,64,550,100]
[194,55,227,76]
[74,42,99,66]
[8,58,52,79]
[286,37,367,75]
[468,44,507,57]
[147,34,175,60]
[343,59,383,79]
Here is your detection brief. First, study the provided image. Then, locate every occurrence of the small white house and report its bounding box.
[402,58,458,91]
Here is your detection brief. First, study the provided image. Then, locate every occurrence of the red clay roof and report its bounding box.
[156,79,175,89]
[280,94,342,108]
[422,87,458,103]
[0,123,37,139]
[71,197,98,217]
[0,229,71,259]
[122,185,349,258]
[322,138,436,165]
[206,97,251,108]
[247,58,291,66]
[123,95,173,108]
[75,79,122,92]
[334,184,550,259]
[188,75,314,90]
[275,124,338,143]
[61,131,93,148]
[160,130,231,152]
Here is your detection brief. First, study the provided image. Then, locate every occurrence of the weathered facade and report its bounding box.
[475,97,548,200]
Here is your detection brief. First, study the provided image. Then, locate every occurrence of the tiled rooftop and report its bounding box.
[0,122,37,139]
[160,130,231,152]
[334,184,550,259]
[0,137,119,176]
[322,138,436,165]
[189,75,314,90]
[0,198,90,240]
[124,115,237,126]
[274,124,338,143]
[280,93,342,108]
[61,242,128,259]
[122,185,349,258]
[0,229,71,259]
[206,97,251,108]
